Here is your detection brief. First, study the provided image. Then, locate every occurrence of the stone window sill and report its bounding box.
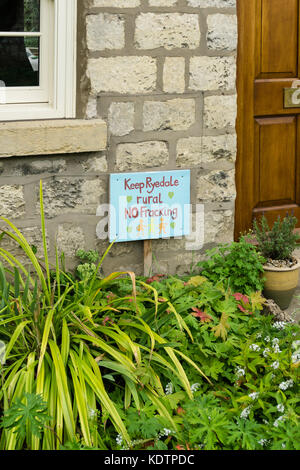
[0,119,107,158]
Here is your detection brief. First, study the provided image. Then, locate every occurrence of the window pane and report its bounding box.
[24,0,40,32]
[0,0,40,33]
[0,36,39,86]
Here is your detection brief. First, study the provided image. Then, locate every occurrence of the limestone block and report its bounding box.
[149,0,177,5]
[81,155,108,173]
[135,13,201,50]
[108,102,135,136]
[88,57,157,94]
[0,185,25,219]
[86,14,125,51]
[204,94,236,129]
[163,57,185,93]
[197,168,236,203]
[189,56,236,91]
[56,224,86,257]
[115,141,169,171]
[143,99,195,131]
[204,208,234,244]
[176,134,236,167]
[188,0,236,7]
[41,178,106,218]
[93,0,140,6]
[0,120,107,157]
[207,14,237,51]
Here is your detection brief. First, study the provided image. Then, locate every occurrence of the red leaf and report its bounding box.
[191,307,213,323]
[234,293,252,314]
[237,304,247,313]
[146,274,165,283]
[233,292,249,304]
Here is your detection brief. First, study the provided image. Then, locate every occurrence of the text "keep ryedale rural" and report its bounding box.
[124,175,180,194]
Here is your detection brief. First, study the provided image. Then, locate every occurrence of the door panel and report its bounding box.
[254,79,300,115]
[235,0,300,238]
[256,116,296,204]
[260,0,298,76]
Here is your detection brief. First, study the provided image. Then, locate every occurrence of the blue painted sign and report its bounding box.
[109,170,191,242]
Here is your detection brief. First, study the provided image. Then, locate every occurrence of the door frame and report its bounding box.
[234,0,257,240]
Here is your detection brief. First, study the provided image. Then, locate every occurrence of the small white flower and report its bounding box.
[271,361,280,370]
[249,392,259,401]
[240,405,252,419]
[158,428,173,438]
[282,443,286,449]
[263,348,270,358]
[264,336,270,343]
[272,338,280,345]
[249,344,261,352]
[273,415,286,428]
[165,382,173,395]
[256,333,262,339]
[273,322,286,330]
[258,438,268,446]
[273,344,282,354]
[291,340,300,363]
[279,379,294,391]
[277,404,285,413]
[87,407,97,420]
[291,352,300,364]
[191,383,200,392]
[163,428,172,436]
[292,340,300,349]
[116,434,123,445]
[236,367,246,378]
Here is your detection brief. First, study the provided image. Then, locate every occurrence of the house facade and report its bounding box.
[0,0,238,275]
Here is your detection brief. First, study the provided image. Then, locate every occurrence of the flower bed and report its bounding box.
[0,185,299,451]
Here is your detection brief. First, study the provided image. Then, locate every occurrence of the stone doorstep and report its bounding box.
[0,119,107,158]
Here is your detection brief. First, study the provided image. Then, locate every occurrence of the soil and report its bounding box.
[264,257,298,269]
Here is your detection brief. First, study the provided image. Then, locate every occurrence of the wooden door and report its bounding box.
[235,0,300,238]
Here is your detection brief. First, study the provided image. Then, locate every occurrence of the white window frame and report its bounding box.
[0,0,77,121]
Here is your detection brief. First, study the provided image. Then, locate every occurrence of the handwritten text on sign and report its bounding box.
[109,170,190,242]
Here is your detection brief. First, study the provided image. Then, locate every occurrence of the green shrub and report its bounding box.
[197,237,265,295]
[253,214,300,260]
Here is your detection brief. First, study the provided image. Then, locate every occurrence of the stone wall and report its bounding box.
[0,0,237,276]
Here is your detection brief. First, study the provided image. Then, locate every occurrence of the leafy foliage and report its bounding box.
[0,188,299,451]
[253,214,300,260]
[0,182,204,450]
[197,237,266,294]
[181,395,229,449]
[76,249,100,281]
[1,393,51,440]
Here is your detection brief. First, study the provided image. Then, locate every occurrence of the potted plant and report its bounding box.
[253,214,300,309]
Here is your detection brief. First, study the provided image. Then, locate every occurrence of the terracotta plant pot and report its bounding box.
[263,259,300,310]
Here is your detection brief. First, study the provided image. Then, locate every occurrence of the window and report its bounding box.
[0,0,77,121]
